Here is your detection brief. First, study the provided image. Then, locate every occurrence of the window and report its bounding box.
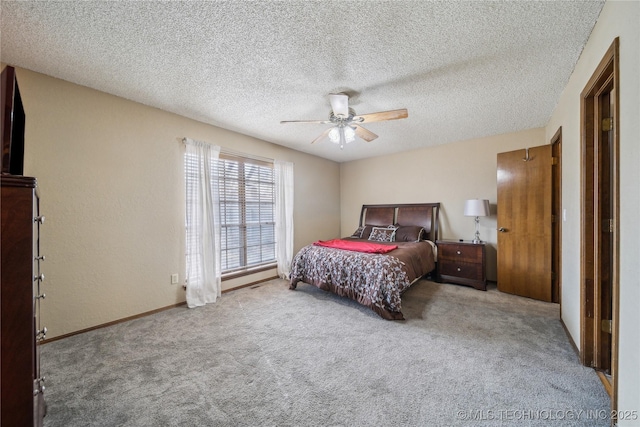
[185,150,276,276]
[217,154,276,273]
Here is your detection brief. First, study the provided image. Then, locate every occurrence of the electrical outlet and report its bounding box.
[171,274,179,284]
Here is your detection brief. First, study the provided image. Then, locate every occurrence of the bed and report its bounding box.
[289,203,440,320]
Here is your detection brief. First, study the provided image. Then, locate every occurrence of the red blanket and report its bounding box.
[313,239,398,254]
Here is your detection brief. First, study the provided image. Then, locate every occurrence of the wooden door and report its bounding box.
[580,36,619,410]
[596,88,614,374]
[497,145,553,301]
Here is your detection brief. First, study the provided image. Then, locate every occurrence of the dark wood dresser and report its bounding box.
[1,175,46,426]
[436,240,486,291]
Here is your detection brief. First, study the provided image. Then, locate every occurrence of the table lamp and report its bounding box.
[464,199,490,243]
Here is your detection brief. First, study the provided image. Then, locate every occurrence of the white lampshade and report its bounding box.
[464,199,490,217]
[344,125,356,142]
[328,126,356,147]
[328,127,341,144]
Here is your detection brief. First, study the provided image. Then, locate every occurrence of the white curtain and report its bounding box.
[274,160,294,279]
[184,138,222,308]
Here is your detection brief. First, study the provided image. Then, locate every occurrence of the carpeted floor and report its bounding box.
[42,279,610,426]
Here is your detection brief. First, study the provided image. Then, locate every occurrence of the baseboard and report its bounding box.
[42,275,280,344]
[560,317,580,359]
[41,301,187,344]
[560,318,615,403]
[596,371,613,398]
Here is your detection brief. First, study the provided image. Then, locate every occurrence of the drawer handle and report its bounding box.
[36,327,47,341]
[456,250,461,255]
[34,377,46,395]
[457,267,461,272]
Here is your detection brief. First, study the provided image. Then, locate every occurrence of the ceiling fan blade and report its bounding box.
[353,125,378,142]
[329,93,349,117]
[280,119,332,124]
[353,108,408,123]
[311,128,332,145]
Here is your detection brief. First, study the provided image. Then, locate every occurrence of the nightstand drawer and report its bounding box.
[438,244,482,263]
[439,262,483,281]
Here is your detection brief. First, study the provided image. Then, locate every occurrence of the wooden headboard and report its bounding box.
[358,203,440,242]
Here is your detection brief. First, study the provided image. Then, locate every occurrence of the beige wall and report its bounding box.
[12,68,340,339]
[340,128,546,281]
[545,0,640,419]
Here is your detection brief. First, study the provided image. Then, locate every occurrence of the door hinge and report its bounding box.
[551,156,558,165]
[551,214,556,223]
[602,117,613,132]
[601,319,612,334]
[608,219,614,233]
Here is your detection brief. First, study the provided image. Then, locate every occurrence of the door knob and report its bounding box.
[498,227,508,232]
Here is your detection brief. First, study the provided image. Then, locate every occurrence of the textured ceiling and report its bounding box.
[1,1,604,163]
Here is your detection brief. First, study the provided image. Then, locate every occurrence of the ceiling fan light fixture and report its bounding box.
[328,127,341,144]
[344,125,356,142]
[328,125,355,149]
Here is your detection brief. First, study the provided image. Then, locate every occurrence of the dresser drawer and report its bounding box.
[438,243,482,263]
[439,261,483,281]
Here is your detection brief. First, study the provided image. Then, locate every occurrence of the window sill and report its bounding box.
[221,263,277,281]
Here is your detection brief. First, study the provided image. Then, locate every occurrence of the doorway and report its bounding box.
[581,38,619,409]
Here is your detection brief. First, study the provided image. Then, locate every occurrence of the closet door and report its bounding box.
[497,145,552,301]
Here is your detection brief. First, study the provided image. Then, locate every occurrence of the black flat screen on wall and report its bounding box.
[1,66,26,175]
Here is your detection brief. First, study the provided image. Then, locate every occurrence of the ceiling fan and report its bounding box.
[280,93,408,149]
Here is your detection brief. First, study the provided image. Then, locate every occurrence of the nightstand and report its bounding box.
[436,240,486,291]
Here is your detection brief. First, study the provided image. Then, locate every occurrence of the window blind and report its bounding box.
[185,150,276,275]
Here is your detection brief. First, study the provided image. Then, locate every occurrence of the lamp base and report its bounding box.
[472,217,483,244]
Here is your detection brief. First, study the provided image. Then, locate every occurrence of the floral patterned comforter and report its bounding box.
[289,240,436,320]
